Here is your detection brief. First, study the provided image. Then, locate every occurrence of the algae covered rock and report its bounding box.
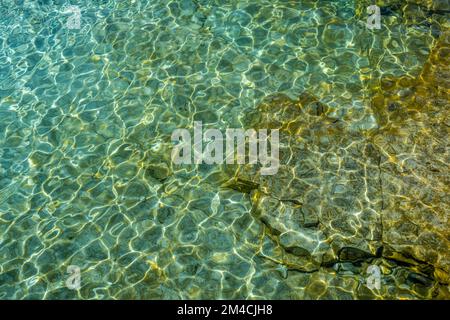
[369,29,450,282]
[225,29,449,291]
[226,93,384,269]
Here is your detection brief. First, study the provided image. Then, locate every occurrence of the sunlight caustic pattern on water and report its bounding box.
[0,0,449,299]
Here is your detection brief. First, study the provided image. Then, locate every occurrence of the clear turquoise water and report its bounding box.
[0,0,448,299]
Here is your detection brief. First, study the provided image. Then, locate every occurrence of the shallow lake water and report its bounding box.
[0,0,449,299]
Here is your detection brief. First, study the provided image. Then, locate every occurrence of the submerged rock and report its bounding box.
[369,29,450,284]
[225,29,449,296]
[227,93,383,269]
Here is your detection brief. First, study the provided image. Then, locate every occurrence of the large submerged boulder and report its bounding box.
[224,28,450,292]
[369,28,450,283]
[226,92,383,271]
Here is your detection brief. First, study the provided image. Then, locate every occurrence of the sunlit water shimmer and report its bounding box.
[0,0,449,299]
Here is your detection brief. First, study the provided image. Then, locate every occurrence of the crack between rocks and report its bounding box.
[377,153,385,245]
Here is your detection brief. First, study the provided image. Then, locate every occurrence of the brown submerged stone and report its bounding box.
[227,92,383,272]
[369,28,450,284]
[226,27,449,296]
